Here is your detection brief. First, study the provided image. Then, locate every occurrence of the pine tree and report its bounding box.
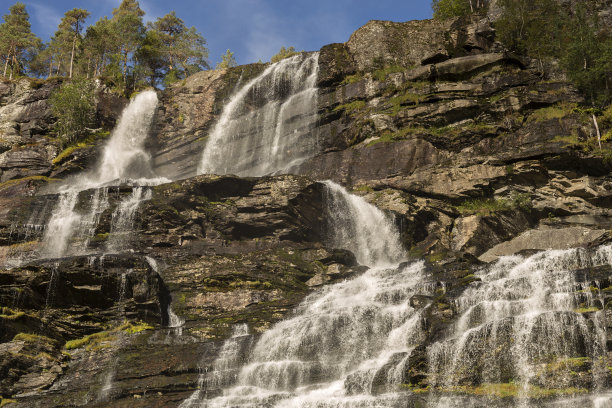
[270,46,299,63]
[111,0,145,84]
[216,49,237,70]
[0,2,39,79]
[146,12,208,85]
[59,8,90,78]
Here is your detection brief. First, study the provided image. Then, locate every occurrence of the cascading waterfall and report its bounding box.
[427,246,612,407]
[181,182,428,408]
[36,90,165,261]
[198,53,320,177]
[181,182,612,408]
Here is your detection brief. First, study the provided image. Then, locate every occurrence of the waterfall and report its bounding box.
[323,181,405,267]
[36,90,165,261]
[181,183,421,408]
[181,183,612,407]
[198,53,320,177]
[427,246,612,406]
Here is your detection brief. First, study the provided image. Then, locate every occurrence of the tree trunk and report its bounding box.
[3,55,8,77]
[69,36,76,78]
[593,114,601,150]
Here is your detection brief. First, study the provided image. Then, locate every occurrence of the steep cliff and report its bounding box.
[0,14,610,408]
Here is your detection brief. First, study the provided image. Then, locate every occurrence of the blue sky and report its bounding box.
[7,0,433,66]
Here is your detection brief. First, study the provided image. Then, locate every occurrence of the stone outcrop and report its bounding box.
[0,13,610,408]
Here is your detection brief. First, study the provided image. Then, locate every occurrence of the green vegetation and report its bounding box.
[64,330,116,350]
[49,77,96,147]
[456,193,532,215]
[0,2,40,79]
[216,49,237,70]
[372,65,405,82]
[64,320,153,350]
[366,127,417,147]
[13,333,54,344]
[123,322,154,334]
[527,103,576,123]
[270,46,300,63]
[495,0,611,107]
[438,383,588,399]
[0,175,59,191]
[574,306,600,313]
[334,100,366,114]
[1,1,209,93]
[0,307,25,320]
[386,90,425,115]
[341,72,364,85]
[0,398,17,407]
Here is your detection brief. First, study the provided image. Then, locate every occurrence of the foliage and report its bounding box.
[216,49,237,70]
[0,2,40,79]
[560,3,612,107]
[457,193,531,215]
[144,11,209,87]
[432,0,489,19]
[271,46,300,63]
[496,0,611,107]
[49,78,96,147]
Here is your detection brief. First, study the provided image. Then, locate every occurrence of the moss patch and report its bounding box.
[527,103,577,123]
[438,383,588,399]
[64,321,154,351]
[0,176,59,192]
[456,193,531,215]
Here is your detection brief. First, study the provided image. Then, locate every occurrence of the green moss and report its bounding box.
[65,331,115,351]
[385,90,426,116]
[0,307,25,320]
[13,333,55,345]
[334,100,366,114]
[0,176,59,191]
[439,383,588,399]
[527,103,577,123]
[342,72,364,84]
[574,306,600,313]
[457,193,531,215]
[92,233,109,242]
[52,130,110,165]
[490,93,506,104]
[456,198,510,215]
[353,185,374,193]
[122,322,154,334]
[372,65,405,82]
[0,398,17,407]
[366,127,417,146]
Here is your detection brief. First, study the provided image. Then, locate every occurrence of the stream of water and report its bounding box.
[199,53,320,177]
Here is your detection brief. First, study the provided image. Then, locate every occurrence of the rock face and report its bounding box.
[0,14,611,408]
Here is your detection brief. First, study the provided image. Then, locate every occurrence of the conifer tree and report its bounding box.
[59,8,90,78]
[216,49,237,69]
[0,2,39,78]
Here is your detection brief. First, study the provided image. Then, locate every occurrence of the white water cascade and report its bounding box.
[38,90,166,260]
[181,182,612,408]
[427,246,612,407]
[180,182,430,408]
[198,53,320,177]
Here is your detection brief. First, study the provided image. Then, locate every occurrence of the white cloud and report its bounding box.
[25,2,62,37]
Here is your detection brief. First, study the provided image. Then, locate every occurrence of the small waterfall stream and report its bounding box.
[36,90,165,261]
[199,53,320,177]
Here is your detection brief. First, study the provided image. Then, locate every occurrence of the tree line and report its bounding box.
[431,0,611,107]
[0,1,209,93]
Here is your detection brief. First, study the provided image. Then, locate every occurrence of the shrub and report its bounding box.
[50,78,96,148]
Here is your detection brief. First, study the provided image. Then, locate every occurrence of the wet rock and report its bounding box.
[479,227,609,262]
